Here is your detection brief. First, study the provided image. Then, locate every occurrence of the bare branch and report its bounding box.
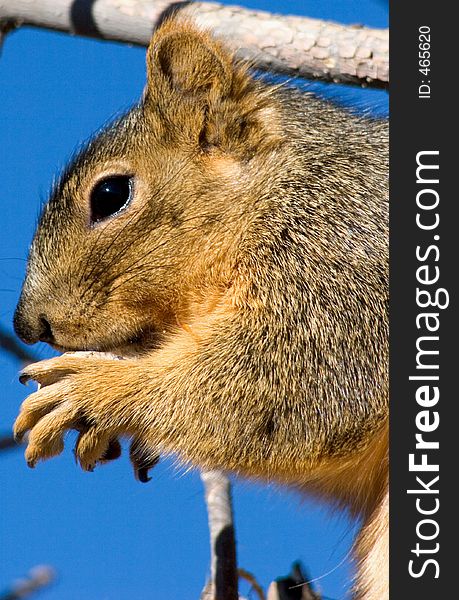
[0,565,55,600]
[238,569,265,600]
[0,433,19,452]
[0,325,37,365]
[267,563,321,600]
[0,0,388,88]
[201,470,238,600]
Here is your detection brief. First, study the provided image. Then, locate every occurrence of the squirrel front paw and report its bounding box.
[14,353,134,472]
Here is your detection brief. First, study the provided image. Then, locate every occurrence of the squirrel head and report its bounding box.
[14,19,283,354]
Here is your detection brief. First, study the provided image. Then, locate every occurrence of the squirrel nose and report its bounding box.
[37,316,54,343]
[13,305,55,345]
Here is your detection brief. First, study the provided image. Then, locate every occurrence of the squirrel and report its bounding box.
[12,18,388,600]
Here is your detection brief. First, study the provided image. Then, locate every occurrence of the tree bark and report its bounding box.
[200,470,238,600]
[0,0,388,88]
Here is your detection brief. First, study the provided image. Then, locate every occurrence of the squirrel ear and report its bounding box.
[144,20,281,156]
[146,22,232,99]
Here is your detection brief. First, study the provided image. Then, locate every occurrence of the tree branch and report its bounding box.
[266,562,321,600]
[200,470,238,600]
[0,0,388,88]
[0,325,37,365]
[0,433,18,452]
[0,566,55,600]
[0,18,17,53]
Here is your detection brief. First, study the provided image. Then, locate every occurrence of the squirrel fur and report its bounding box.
[13,19,388,600]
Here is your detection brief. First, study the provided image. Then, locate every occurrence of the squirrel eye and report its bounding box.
[90,176,133,223]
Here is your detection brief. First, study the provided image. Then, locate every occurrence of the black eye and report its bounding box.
[90,176,133,223]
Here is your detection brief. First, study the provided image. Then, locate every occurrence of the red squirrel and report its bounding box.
[13,19,388,599]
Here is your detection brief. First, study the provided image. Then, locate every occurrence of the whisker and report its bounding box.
[0,257,27,262]
[104,264,177,298]
[99,199,254,301]
[78,204,236,299]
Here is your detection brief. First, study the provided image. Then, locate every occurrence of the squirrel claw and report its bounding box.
[129,438,160,483]
[14,430,25,443]
[18,372,31,386]
[136,467,152,484]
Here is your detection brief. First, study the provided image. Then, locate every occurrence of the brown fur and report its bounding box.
[13,19,388,599]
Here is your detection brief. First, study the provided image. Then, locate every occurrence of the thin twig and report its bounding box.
[267,562,321,600]
[238,569,265,600]
[0,325,37,365]
[0,566,55,600]
[0,434,19,452]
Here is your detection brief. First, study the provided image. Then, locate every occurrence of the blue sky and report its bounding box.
[0,2,388,598]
